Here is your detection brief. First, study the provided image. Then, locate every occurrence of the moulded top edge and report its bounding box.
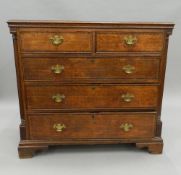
[7,20,175,28]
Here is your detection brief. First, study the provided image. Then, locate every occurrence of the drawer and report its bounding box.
[29,112,156,140]
[96,32,164,52]
[19,31,92,52]
[23,57,160,82]
[26,85,158,110]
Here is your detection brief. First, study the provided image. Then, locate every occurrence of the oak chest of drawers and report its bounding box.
[8,20,174,158]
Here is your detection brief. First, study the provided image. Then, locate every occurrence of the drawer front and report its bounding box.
[96,32,164,52]
[19,31,92,52]
[23,57,160,82]
[26,85,158,110]
[29,113,156,140]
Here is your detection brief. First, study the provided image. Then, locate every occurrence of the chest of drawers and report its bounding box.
[8,20,174,158]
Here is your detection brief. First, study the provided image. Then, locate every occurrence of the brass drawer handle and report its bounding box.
[50,35,64,46]
[51,64,64,74]
[124,35,137,46]
[120,123,133,132]
[52,94,65,103]
[53,123,66,132]
[122,65,135,74]
[121,93,135,102]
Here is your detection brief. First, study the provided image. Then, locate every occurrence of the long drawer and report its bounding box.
[23,57,160,82]
[19,30,92,52]
[96,32,164,52]
[29,112,156,140]
[26,85,158,110]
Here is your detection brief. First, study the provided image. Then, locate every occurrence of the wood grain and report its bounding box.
[23,57,160,82]
[20,31,92,52]
[96,32,164,52]
[26,85,158,110]
[29,112,156,140]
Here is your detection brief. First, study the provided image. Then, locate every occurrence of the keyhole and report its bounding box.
[92,114,96,123]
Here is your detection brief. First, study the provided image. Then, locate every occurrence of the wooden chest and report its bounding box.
[8,20,174,158]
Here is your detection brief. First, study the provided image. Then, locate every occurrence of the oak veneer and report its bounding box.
[96,32,164,52]
[26,85,158,110]
[8,20,174,158]
[20,31,92,52]
[23,57,160,82]
[29,113,156,140]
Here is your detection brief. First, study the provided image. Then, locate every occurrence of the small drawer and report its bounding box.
[26,85,158,111]
[29,112,156,140]
[96,32,164,52]
[23,57,160,83]
[19,30,92,52]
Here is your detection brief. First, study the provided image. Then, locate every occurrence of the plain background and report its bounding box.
[0,0,181,175]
